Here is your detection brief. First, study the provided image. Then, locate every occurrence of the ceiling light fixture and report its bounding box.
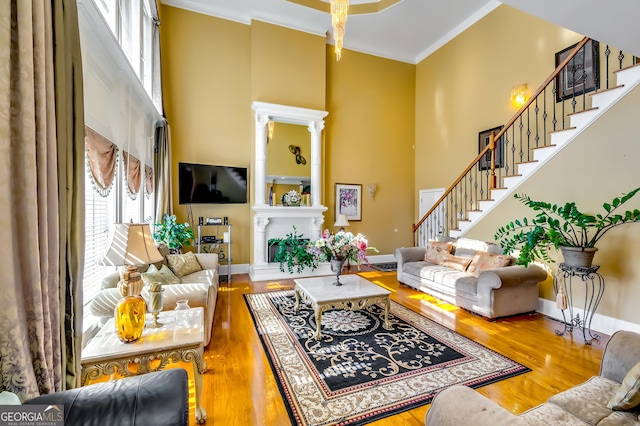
[331,0,349,61]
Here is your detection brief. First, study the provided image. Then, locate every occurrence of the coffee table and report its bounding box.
[294,274,392,340]
[81,307,207,424]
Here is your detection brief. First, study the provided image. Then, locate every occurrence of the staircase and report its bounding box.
[414,38,640,246]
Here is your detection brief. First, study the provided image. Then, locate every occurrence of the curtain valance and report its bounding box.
[123,151,141,199]
[85,126,117,195]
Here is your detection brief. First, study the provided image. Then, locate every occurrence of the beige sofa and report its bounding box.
[425,330,640,425]
[90,246,219,346]
[396,238,547,319]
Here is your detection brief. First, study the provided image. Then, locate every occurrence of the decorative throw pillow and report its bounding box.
[141,264,180,285]
[424,240,454,264]
[166,252,203,278]
[467,252,513,276]
[453,237,490,258]
[608,362,640,410]
[441,253,473,272]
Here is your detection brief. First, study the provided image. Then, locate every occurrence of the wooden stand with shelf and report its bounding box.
[197,223,232,283]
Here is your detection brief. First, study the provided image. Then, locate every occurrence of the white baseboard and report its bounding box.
[537,298,640,337]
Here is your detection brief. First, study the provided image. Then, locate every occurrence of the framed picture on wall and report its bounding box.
[478,126,504,171]
[555,39,600,102]
[335,183,362,221]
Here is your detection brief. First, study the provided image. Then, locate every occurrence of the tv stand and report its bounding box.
[197,223,231,283]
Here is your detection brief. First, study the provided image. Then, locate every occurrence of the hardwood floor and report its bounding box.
[197,268,608,425]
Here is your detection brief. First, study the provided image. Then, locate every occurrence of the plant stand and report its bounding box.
[553,263,605,345]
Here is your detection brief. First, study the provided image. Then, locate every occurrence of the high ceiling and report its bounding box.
[161,0,640,64]
[161,0,501,64]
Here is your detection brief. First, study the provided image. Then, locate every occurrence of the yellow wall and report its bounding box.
[415,5,579,219]
[160,7,252,263]
[160,6,415,262]
[326,48,415,253]
[250,20,326,110]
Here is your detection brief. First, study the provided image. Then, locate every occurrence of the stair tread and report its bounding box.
[548,127,576,135]
[469,209,482,212]
[515,160,538,165]
[567,107,598,117]
[503,174,522,178]
[589,84,624,96]
[614,62,640,73]
[492,187,508,190]
[531,144,556,151]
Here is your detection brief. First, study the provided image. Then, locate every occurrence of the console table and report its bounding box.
[553,263,605,345]
[81,308,207,423]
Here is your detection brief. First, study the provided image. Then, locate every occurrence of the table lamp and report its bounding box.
[100,222,164,342]
[334,214,350,232]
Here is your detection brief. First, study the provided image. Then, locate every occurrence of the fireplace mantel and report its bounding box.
[250,102,331,281]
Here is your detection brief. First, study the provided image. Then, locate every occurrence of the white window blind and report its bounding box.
[83,171,116,307]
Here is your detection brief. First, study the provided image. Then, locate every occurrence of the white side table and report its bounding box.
[81,307,208,423]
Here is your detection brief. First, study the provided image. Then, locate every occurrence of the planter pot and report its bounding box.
[560,246,598,268]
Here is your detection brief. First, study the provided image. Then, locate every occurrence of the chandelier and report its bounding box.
[330,0,349,61]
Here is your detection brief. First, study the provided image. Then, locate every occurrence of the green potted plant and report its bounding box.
[269,226,319,274]
[494,187,640,268]
[153,214,195,254]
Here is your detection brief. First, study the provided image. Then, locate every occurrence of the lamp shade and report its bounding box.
[334,214,350,228]
[100,223,164,266]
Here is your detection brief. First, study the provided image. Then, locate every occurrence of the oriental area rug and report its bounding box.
[244,290,530,426]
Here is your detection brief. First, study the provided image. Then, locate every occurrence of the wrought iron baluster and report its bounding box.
[618,49,625,69]
[543,87,548,146]
[534,98,540,148]
[605,45,611,89]
[518,115,524,163]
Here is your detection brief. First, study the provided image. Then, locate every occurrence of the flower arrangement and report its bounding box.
[308,230,377,264]
[282,190,301,206]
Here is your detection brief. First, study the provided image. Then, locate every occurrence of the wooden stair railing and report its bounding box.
[413,37,636,247]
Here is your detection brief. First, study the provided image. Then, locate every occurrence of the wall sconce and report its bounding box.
[367,183,377,199]
[511,84,528,109]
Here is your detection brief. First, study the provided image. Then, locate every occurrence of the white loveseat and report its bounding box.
[396,238,547,319]
[90,246,219,346]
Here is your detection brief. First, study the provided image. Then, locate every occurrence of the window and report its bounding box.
[94,0,160,111]
[82,135,154,314]
[83,174,116,305]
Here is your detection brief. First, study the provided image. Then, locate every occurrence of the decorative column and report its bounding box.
[308,120,324,207]
[254,217,270,265]
[255,113,270,206]
[312,216,325,240]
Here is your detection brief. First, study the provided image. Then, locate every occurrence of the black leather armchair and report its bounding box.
[24,369,189,426]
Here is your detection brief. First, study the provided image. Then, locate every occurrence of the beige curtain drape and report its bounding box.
[155,119,173,221]
[0,0,84,399]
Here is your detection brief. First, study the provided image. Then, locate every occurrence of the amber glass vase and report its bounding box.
[115,295,147,342]
[114,267,146,343]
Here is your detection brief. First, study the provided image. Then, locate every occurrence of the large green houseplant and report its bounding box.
[153,214,195,253]
[494,187,640,267]
[269,226,319,274]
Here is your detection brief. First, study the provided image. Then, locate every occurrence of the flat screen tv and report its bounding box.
[178,162,248,204]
